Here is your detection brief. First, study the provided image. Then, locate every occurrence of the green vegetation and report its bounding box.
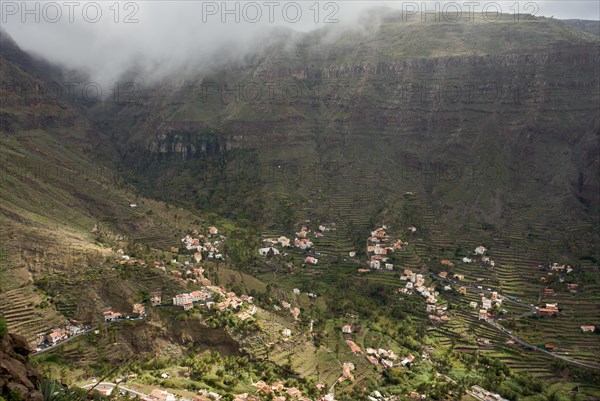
[0,316,7,338]
[1,11,599,401]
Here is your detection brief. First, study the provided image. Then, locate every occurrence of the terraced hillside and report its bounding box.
[0,287,66,344]
[0,12,599,401]
[86,14,599,263]
[0,33,215,344]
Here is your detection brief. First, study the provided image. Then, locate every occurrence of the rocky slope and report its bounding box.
[0,332,43,401]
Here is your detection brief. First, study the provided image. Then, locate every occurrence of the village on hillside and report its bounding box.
[17,218,597,401]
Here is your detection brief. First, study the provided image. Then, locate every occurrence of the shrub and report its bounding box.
[0,316,7,338]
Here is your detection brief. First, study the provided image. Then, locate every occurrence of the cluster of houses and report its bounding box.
[36,321,88,349]
[116,249,146,267]
[398,269,451,323]
[276,300,301,321]
[179,226,225,261]
[539,263,579,294]
[153,252,217,291]
[290,223,333,253]
[475,292,503,321]
[259,224,335,264]
[459,246,495,268]
[103,302,146,322]
[297,224,332,239]
[259,236,291,257]
[427,304,450,323]
[399,269,424,291]
[470,385,509,401]
[135,384,337,401]
[139,229,227,292]
[159,263,212,286]
[368,390,408,401]
[476,246,495,267]
[366,347,415,369]
[172,286,255,317]
[365,226,407,270]
[251,380,324,401]
[548,263,574,274]
[295,237,314,251]
[341,327,416,370]
[141,389,177,401]
[293,288,318,299]
[172,288,214,311]
[437,271,468,294]
[131,387,220,401]
[256,223,340,271]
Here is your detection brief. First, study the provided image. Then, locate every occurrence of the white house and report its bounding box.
[173,293,193,306]
[150,389,175,401]
[581,325,595,333]
[474,246,487,255]
[482,298,493,310]
[258,247,280,256]
[278,236,291,247]
[103,311,122,322]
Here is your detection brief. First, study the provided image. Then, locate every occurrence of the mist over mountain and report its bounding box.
[2,1,599,84]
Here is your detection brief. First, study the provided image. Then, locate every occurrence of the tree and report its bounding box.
[0,316,7,338]
[551,358,567,373]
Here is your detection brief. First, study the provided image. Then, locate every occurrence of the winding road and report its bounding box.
[431,272,600,370]
[82,382,147,398]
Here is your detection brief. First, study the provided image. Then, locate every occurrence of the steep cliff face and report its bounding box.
[0,333,43,401]
[147,130,239,160]
[93,34,599,235]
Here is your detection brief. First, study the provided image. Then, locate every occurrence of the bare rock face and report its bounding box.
[0,333,44,401]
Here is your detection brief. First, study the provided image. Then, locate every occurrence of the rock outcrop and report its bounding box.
[0,333,43,401]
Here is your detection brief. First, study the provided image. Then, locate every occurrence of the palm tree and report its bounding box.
[38,380,87,401]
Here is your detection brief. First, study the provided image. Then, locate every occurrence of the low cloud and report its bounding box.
[2,1,598,85]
